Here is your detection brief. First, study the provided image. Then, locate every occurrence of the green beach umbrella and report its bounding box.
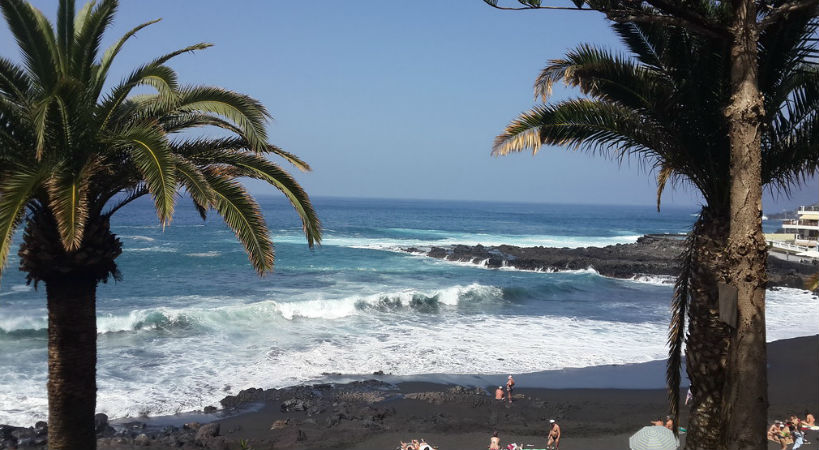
[629,426,680,450]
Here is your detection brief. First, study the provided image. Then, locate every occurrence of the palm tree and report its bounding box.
[491,15,818,450]
[0,1,322,449]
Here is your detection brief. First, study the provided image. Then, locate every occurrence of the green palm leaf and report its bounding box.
[0,0,58,88]
[204,171,273,274]
[46,161,95,250]
[0,165,46,277]
[196,151,321,247]
[176,86,270,153]
[93,18,161,94]
[72,0,116,83]
[0,56,31,101]
[114,124,176,225]
[98,64,179,131]
[173,156,215,211]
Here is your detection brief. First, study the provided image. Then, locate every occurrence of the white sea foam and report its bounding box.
[121,235,156,242]
[274,233,642,252]
[0,314,47,333]
[627,274,677,286]
[2,286,816,427]
[0,284,33,297]
[431,255,602,276]
[123,246,177,253]
[186,251,221,258]
[0,284,504,335]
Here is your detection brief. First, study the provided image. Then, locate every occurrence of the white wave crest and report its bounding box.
[186,251,221,258]
[627,274,676,286]
[272,283,503,320]
[274,232,642,252]
[123,246,177,253]
[121,235,156,242]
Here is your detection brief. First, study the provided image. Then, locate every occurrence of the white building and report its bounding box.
[781,205,819,248]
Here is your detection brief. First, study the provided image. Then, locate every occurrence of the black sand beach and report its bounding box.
[5,335,807,450]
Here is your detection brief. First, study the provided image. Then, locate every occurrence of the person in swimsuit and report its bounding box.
[506,375,515,403]
[495,386,504,400]
[489,431,501,450]
[769,422,783,442]
[806,411,816,426]
[547,419,560,450]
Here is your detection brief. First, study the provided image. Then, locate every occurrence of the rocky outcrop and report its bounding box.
[405,234,817,289]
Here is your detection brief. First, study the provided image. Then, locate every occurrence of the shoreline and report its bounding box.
[3,335,815,449]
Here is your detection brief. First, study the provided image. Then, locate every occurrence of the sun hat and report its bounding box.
[508,375,513,379]
[550,419,555,423]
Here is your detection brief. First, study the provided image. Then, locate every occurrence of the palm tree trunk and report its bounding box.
[723,2,769,448]
[46,275,98,450]
[684,210,731,450]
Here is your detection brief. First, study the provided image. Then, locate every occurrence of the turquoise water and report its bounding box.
[0,197,814,425]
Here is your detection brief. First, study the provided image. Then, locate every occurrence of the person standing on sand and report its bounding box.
[495,386,505,400]
[489,431,501,450]
[506,375,515,403]
[547,419,561,450]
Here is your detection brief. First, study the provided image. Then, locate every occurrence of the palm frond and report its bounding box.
[0,164,47,280]
[98,64,179,131]
[534,44,671,112]
[666,213,701,436]
[1,0,59,88]
[656,164,673,212]
[46,161,95,251]
[101,184,148,219]
[204,170,273,274]
[173,156,215,212]
[72,0,116,83]
[94,18,162,91]
[0,56,31,101]
[493,100,673,165]
[264,144,312,172]
[151,43,213,67]
[56,0,75,71]
[201,151,321,247]
[176,86,270,153]
[31,94,53,160]
[113,124,176,225]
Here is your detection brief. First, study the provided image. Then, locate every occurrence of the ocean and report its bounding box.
[0,197,816,426]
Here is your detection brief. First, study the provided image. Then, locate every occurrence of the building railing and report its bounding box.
[768,241,812,252]
[782,219,819,226]
[798,205,819,212]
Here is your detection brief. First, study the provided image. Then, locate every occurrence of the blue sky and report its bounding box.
[1,1,816,211]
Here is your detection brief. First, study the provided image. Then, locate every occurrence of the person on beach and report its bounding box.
[506,375,515,403]
[650,417,664,427]
[495,386,505,400]
[769,421,784,442]
[793,424,806,450]
[547,419,561,450]
[489,431,501,450]
[806,411,816,426]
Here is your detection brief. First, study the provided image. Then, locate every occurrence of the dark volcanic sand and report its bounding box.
[7,335,805,450]
[405,234,817,288]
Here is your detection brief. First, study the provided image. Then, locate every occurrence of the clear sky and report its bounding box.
[2,1,816,211]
